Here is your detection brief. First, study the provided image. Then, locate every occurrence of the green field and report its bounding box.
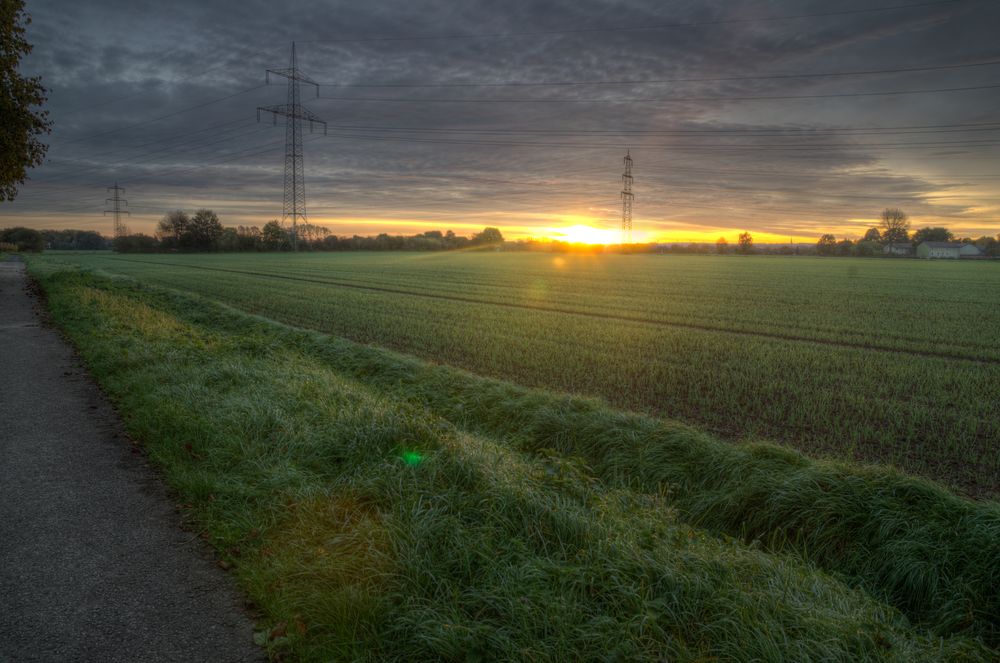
[25,257,1000,660]
[37,251,1000,498]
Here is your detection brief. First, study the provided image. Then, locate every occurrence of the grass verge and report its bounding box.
[28,261,1000,660]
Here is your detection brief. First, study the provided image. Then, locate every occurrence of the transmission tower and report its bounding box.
[258,41,327,251]
[104,182,129,239]
[621,149,634,246]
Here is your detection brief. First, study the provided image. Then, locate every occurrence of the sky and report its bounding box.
[4,0,1000,243]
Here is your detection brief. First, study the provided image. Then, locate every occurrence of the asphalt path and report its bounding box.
[0,256,265,663]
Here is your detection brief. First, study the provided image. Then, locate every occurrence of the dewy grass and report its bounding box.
[28,261,1000,660]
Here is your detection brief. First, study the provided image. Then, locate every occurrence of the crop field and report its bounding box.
[38,251,1000,498]
[25,258,1000,661]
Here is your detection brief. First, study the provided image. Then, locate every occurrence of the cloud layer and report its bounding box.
[8,0,1000,241]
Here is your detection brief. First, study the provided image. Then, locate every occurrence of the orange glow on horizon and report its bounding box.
[543,224,621,245]
[15,209,996,245]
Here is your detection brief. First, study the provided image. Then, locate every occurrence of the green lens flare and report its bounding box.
[401,450,424,466]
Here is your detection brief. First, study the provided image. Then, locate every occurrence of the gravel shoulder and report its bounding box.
[0,256,265,663]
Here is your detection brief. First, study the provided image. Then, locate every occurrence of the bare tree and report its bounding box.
[880,208,910,245]
[156,210,190,250]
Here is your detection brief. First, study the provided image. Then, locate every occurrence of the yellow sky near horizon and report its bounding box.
[15,208,998,245]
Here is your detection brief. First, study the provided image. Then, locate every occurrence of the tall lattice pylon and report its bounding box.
[104,182,129,239]
[621,150,634,246]
[258,42,327,251]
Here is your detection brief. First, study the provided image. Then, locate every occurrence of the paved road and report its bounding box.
[0,257,264,663]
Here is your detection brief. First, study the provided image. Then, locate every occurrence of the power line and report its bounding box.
[317,57,1000,88]
[318,120,1000,137]
[56,46,286,117]
[33,122,264,190]
[317,82,1000,104]
[48,117,256,164]
[316,130,1000,151]
[8,137,294,217]
[16,125,273,203]
[59,83,268,146]
[10,129,283,214]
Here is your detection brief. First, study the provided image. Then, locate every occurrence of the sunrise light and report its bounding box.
[545,224,620,245]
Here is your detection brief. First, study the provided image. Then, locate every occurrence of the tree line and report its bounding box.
[814,209,1000,257]
[4,207,997,257]
[109,210,506,253]
[0,227,107,252]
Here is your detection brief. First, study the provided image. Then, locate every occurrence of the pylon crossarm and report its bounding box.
[266,68,320,95]
[257,104,326,131]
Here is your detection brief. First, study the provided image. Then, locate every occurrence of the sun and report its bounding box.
[545,224,619,245]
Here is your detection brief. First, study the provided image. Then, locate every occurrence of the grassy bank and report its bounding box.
[28,261,1000,660]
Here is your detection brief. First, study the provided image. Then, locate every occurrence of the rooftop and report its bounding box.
[920,242,964,248]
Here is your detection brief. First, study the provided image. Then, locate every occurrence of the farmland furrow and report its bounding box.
[98,256,1000,365]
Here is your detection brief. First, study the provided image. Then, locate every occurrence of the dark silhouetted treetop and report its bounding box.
[0,0,51,201]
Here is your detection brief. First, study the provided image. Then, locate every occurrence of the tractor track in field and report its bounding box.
[96,256,1000,366]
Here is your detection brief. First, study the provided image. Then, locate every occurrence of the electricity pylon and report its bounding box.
[104,182,129,239]
[621,150,634,247]
[258,42,327,251]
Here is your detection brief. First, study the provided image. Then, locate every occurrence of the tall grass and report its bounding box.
[28,263,1000,661]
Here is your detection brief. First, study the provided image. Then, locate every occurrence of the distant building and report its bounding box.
[883,242,913,257]
[916,241,983,259]
[959,244,985,259]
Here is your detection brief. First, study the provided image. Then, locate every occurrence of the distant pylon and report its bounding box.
[621,149,634,246]
[258,42,327,251]
[104,182,129,239]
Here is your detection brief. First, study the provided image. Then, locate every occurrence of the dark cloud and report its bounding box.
[7,0,1000,239]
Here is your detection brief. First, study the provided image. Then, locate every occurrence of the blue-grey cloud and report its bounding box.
[7,0,1000,239]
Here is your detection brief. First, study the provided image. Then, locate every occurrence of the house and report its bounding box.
[916,241,974,259]
[959,244,985,259]
[883,242,913,256]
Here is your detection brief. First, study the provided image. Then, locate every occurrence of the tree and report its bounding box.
[113,234,159,253]
[473,227,504,246]
[862,227,882,242]
[973,235,999,258]
[156,210,190,250]
[816,234,837,256]
[1,1,51,201]
[879,208,910,245]
[854,240,880,257]
[217,227,240,252]
[0,225,42,251]
[261,220,289,250]
[42,229,107,250]
[715,237,728,254]
[836,238,854,256]
[737,231,753,254]
[912,226,953,244]
[296,222,330,248]
[236,225,262,251]
[185,208,223,250]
